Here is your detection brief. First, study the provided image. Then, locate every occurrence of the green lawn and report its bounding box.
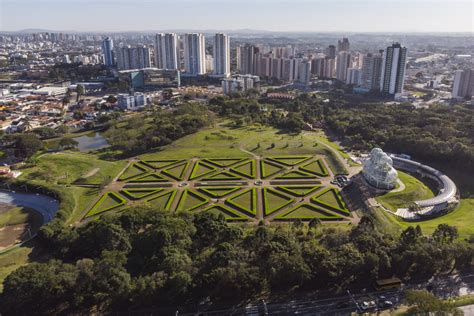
[394,199,474,240]
[177,190,208,212]
[0,207,34,227]
[21,152,127,185]
[138,123,351,160]
[376,171,434,211]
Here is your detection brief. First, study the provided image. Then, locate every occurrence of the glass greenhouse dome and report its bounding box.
[363,148,398,190]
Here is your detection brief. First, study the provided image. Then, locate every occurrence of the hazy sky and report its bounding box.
[1,0,473,33]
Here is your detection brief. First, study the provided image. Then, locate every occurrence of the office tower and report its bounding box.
[298,60,312,84]
[380,43,407,96]
[102,37,114,66]
[238,44,259,75]
[213,33,230,77]
[336,51,352,81]
[337,38,350,52]
[154,33,178,70]
[115,45,151,70]
[183,33,206,75]
[360,52,383,91]
[326,45,336,59]
[452,69,474,99]
[346,68,361,85]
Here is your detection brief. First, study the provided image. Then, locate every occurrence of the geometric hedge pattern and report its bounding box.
[84,156,352,223]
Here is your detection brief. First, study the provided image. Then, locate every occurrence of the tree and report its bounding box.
[432,224,458,244]
[59,137,78,150]
[11,133,44,158]
[76,84,85,102]
[404,290,461,314]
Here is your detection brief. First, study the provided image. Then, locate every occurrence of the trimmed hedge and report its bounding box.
[262,188,294,216]
[300,159,329,177]
[204,205,249,221]
[146,190,177,211]
[202,171,242,181]
[225,188,258,216]
[275,169,316,180]
[118,162,148,181]
[85,192,126,218]
[203,158,247,168]
[198,186,242,198]
[275,185,321,197]
[161,161,190,181]
[260,159,285,179]
[189,161,218,180]
[139,159,182,170]
[267,156,311,166]
[274,203,344,221]
[176,190,209,212]
[230,160,256,179]
[311,187,351,216]
[120,188,163,200]
[128,173,169,183]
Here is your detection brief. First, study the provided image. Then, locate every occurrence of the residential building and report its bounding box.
[115,45,152,71]
[222,75,259,94]
[360,52,383,91]
[238,44,259,75]
[336,51,351,81]
[154,33,178,70]
[117,92,148,110]
[346,68,361,85]
[183,33,206,75]
[298,59,312,84]
[213,33,230,77]
[380,43,408,97]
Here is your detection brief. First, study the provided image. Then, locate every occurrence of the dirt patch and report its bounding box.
[0,207,43,250]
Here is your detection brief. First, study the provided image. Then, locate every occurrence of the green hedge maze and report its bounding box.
[84,155,352,224]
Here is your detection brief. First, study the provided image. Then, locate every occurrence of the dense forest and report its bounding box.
[1,208,471,314]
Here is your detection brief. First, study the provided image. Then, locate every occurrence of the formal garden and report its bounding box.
[85,155,352,223]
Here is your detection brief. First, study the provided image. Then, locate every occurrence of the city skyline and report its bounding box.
[1,0,473,33]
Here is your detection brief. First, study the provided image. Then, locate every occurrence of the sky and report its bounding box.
[1,0,473,33]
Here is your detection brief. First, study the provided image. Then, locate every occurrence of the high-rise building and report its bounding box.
[183,33,206,75]
[360,52,384,91]
[238,44,259,75]
[298,60,312,84]
[323,57,336,78]
[380,43,408,97]
[282,58,301,82]
[115,45,152,70]
[311,55,326,77]
[326,45,336,59]
[336,51,352,81]
[337,38,350,52]
[102,37,114,66]
[213,33,230,77]
[452,69,474,99]
[206,55,214,73]
[346,68,361,85]
[154,33,178,70]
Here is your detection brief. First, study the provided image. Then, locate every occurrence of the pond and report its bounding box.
[0,190,59,225]
[73,132,110,152]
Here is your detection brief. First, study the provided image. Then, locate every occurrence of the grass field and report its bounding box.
[394,199,474,240]
[21,152,127,185]
[0,207,34,227]
[0,246,32,291]
[375,171,435,211]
